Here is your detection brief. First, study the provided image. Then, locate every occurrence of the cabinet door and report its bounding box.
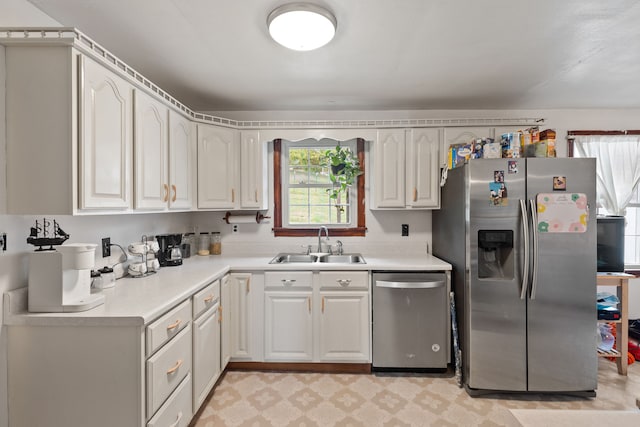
[169,111,196,210]
[134,90,169,210]
[197,124,239,209]
[79,56,132,210]
[240,130,268,209]
[406,128,440,208]
[319,292,370,362]
[442,127,493,167]
[229,273,252,359]
[193,305,221,412]
[372,129,406,208]
[264,292,313,361]
[220,274,231,370]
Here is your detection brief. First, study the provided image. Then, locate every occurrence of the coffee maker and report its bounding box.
[28,243,105,312]
[155,234,183,266]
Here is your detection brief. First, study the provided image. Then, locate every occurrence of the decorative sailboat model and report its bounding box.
[27,218,70,251]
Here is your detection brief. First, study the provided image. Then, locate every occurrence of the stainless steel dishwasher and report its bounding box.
[372,271,450,369]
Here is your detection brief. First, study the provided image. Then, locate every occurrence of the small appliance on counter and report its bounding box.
[28,243,105,312]
[156,233,183,266]
[127,237,160,277]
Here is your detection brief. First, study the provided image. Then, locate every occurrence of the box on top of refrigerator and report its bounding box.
[500,133,521,158]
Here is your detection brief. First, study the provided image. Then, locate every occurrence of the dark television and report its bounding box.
[596,216,625,272]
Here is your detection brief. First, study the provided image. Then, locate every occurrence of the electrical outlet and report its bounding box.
[102,237,111,257]
[401,224,409,236]
[233,225,239,233]
[0,233,6,251]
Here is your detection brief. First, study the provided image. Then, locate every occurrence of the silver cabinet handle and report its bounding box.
[337,279,351,286]
[281,279,296,286]
[376,280,444,289]
[520,199,530,300]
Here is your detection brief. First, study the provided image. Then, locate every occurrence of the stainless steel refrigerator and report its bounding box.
[433,158,597,395]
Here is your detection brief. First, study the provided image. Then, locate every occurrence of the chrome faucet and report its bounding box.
[317,226,329,253]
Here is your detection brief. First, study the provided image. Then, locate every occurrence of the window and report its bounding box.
[624,185,640,268]
[273,138,366,237]
[569,131,640,269]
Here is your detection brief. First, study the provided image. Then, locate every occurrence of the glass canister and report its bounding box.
[181,233,193,258]
[210,232,222,255]
[198,232,210,256]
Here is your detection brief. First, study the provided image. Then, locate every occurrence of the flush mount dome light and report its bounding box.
[267,3,337,51]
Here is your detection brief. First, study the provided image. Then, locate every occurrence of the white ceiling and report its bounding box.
[26,0,640,112]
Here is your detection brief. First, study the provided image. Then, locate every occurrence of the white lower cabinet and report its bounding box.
[221,274,232,369]
[147,373,192,427]
[264,271,313,361]
[146,321,192,418]
[229,273,263,361]
[265,292,314,361]
[192,280,221,412]
[318,271,370,362]
[319,292,369,361]
[263,271,370,363]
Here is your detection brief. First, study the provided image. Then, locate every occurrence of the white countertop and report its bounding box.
[4,252,451,327]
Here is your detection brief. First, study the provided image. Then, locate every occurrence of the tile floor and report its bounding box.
[193,359,640,426]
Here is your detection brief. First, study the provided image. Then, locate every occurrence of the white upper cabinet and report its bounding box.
[197,125,268,211]
[197,124,239,209]
[240,131,268,210]
[133,90,169,210]
[406,129,440,208]
[372,129,406,208]
[372,128,440,209]
[80,55,134,210]
[5,47,135,214]
[168,111,196,210]
[134,91,195,211]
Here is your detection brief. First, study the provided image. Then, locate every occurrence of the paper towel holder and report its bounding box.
[223,211,271,224]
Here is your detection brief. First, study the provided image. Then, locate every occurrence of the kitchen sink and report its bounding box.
[269,254,318,263]
[269,253,366,264]
[316,254,366,264]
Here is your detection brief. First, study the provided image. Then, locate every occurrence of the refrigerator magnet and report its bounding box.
[489,182,508,206]
[494,170,504,183]
[508,160,518,174]
[553,176,566,191]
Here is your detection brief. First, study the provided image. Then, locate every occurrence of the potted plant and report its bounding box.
[324,145,362,208]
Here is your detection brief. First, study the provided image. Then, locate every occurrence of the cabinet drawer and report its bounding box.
[147,372,192,427]
[265,271,313,289]
[147,323,192,418]
[193,280,220,319]
[147,299,192,355]
[319,271,369,290]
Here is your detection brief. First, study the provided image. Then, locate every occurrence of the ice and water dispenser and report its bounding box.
[477,230,514,279]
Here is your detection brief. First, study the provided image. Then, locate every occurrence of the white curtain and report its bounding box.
[574,135,640,216]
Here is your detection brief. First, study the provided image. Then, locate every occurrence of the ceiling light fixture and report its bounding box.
[267,3,337,51]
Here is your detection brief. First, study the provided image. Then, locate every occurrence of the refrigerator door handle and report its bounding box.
[529,198,539,300]
[519,199,530,300]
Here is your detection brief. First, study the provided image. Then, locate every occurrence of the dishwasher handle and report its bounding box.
[375,280,445,289]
